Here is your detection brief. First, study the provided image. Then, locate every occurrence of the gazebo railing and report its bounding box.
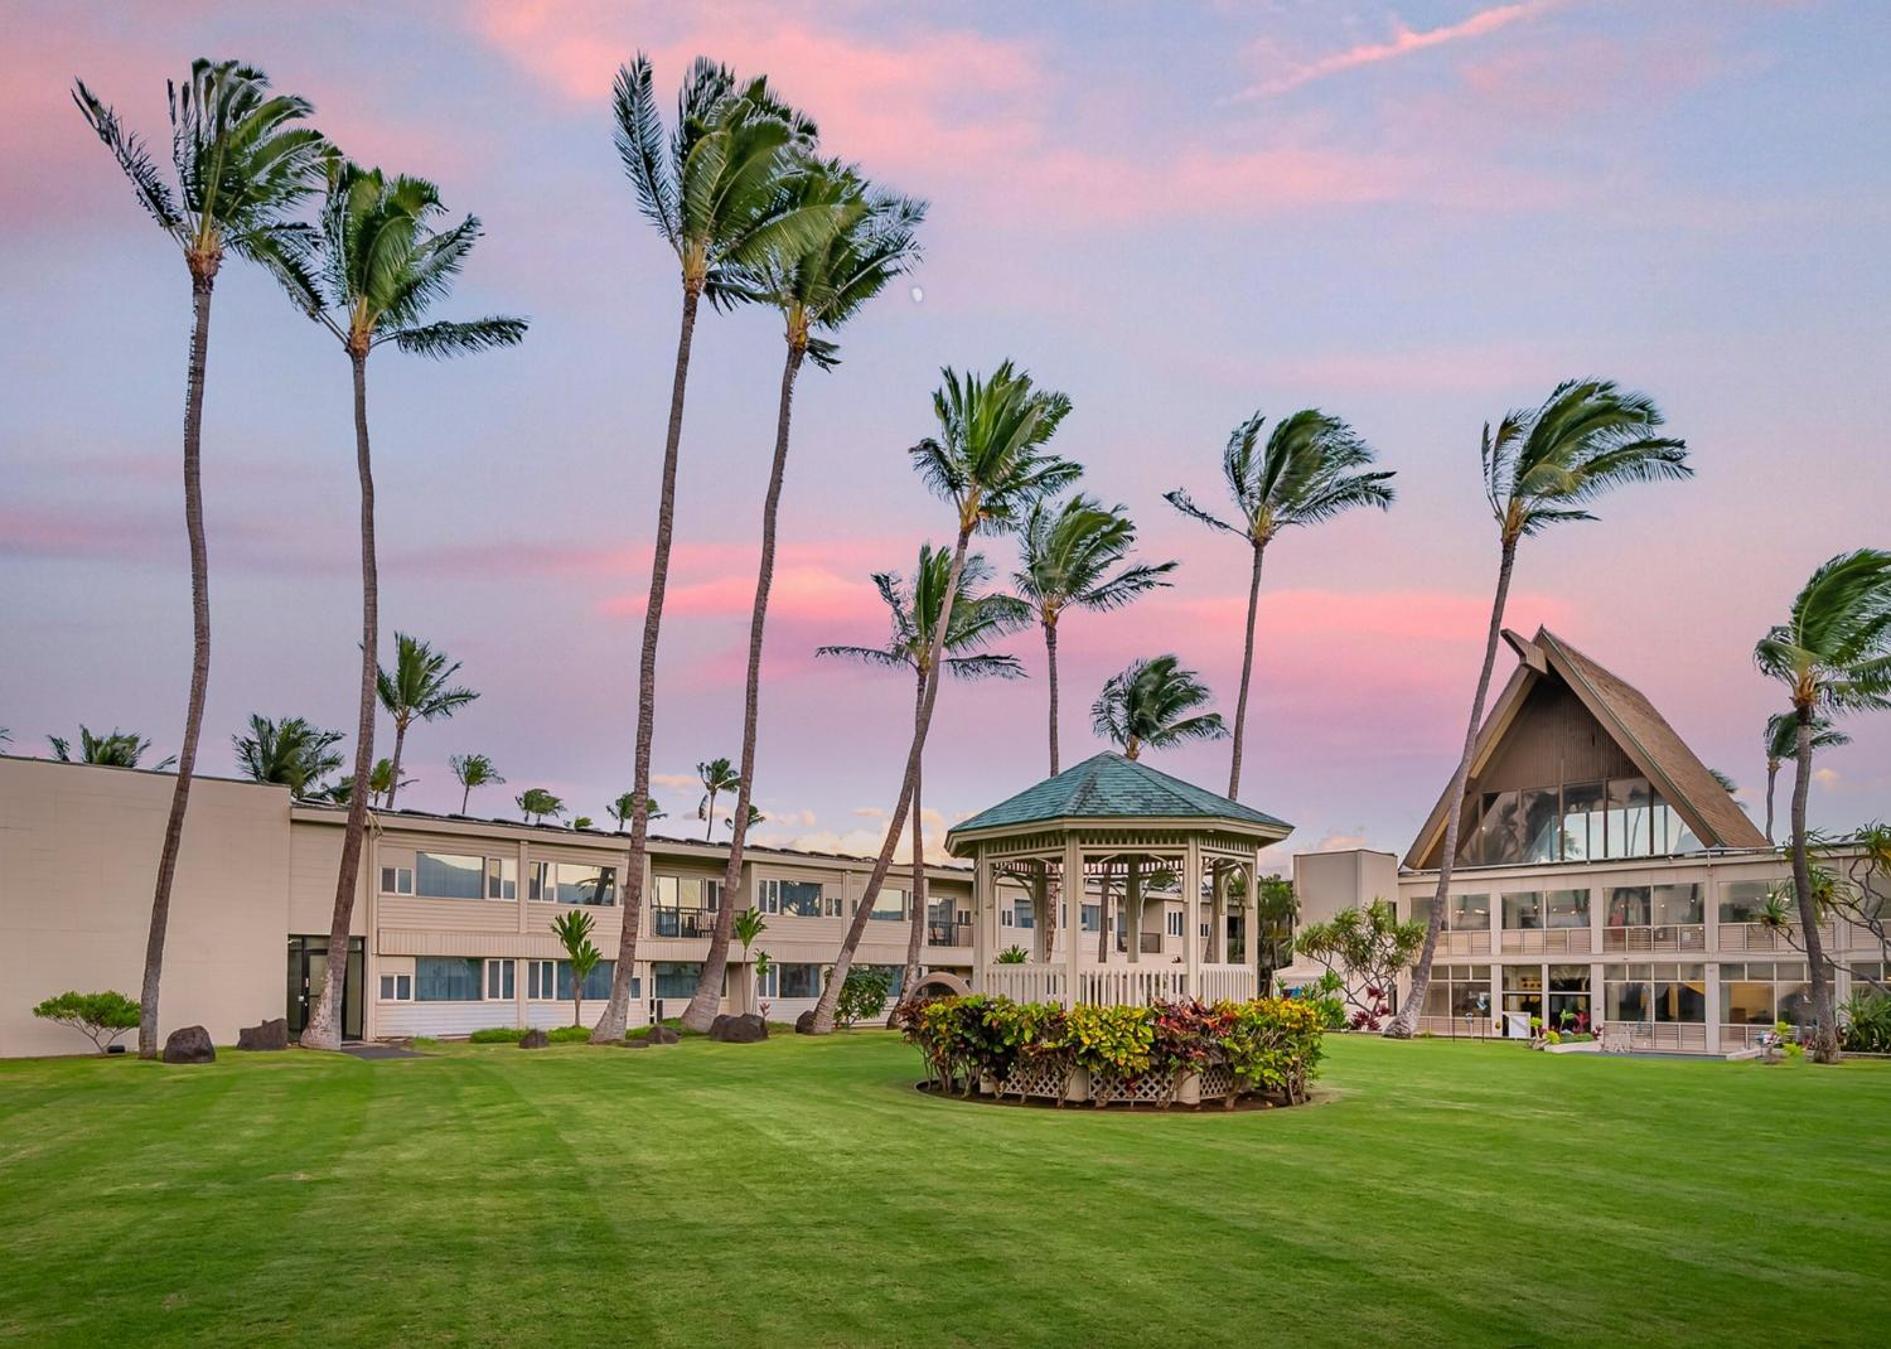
[981,964,1257,1007]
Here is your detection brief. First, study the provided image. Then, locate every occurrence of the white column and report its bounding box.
[1210,863,1228,964]
[1183,836,1203,997]
[1126,857,1143,965]
[1251,849,1267,994]
[972,850,991,990]
[1063,836,1083,1008]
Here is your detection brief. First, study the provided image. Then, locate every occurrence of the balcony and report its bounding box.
[926,921,973,947]
[1500,928,1593,955]
[651,907,714,939]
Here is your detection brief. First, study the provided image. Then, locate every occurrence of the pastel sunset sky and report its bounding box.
[5,0,1887,865]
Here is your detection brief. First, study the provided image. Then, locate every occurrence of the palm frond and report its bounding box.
[389,316,529,358]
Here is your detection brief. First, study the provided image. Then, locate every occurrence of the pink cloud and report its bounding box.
[1243,2,1560,98]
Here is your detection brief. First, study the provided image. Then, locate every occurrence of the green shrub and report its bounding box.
[468,1027,526,1044]
[1841,992,1891,1053]
[546,1025,592,1043]
[995,945,1029,964]
[836,966,892,1028]
[32,991,140,1053]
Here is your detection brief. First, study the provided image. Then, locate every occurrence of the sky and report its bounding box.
[4,0,1888,867]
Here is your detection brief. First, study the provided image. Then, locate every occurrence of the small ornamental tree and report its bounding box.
[1294,899,1426,1030]
[995,945,1029,964]
[835,965,892,1028]
[33,991,141,1053]
[551,911,601,1028]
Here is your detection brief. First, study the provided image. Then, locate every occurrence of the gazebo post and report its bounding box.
[1063,834,1083,1008]
[1183,835,1202,999]
[1031,861,1050,965]
[1251,846,1267,996]
[1125,855,1142,965]
[1210,862,1228,965]
[973,847,992,991]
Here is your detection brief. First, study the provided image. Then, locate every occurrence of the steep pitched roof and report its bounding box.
[946,751,1291,855]
[1405,626,1766,867]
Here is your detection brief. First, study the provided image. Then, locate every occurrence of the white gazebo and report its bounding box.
[944,752,1293,1007]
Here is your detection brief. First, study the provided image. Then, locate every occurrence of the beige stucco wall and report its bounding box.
[0,756,292,1057]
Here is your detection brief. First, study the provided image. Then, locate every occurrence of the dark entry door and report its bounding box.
[287,936,365,1041]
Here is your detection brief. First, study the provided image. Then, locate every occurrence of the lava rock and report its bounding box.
[644,1024,681,1045]
[162,1025,215,1064]
[236,1017,289,1051]
[519,1028,550,1049]
[708,1013,768,1043]
[794,1009,819,1035]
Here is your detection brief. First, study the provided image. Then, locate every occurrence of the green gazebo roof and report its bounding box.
[945,752,1292,854]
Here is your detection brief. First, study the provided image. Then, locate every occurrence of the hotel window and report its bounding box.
[654,962,721,1000]
[485,958,515,1001]
[1014,899,1036,929]
[531,861,617,905]
[1460,777,1701,864]
[528,960,558,1000]
[1421,964,1490,1019]
[1720,961,1811,1027]
[1502,891,1544,930]
[760,878,826,917]
[1605,965,1653,1022]
[413,956,483,1002]
[1606,963,1706,1025]
[1559,782,1605,862]
[416,852,486,900]
[1446,892,1490,932]
[1502,965,1543,1023]
[1606,886,1652,928]
[1652,884,1703,927]
[378,973,413,1001]
[655,875,721,910]
[858,889,908,921]
[1081,903,1101,933]
[1167,910,1184,938]
[1547,963,1590,1027]
[380,864,414,895]
[486,857,518,901]
[1718,880,1774,925]
[776,963,823,999]
[556,959,617,1002]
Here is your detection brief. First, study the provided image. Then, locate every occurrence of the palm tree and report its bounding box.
[367,757,412,807]
[268,163,525,1051]
[609,792,664,831]
[376,633,477,809]
[1755,548,1891,1062]
[1763,712,1848,844]
[517,788,565,825]
[1389,379,1690,1039]
[819,547,1030,998]
[449,753,504,814]
[74,60,328,1060]
[1166,409,1393,800]
[232,714,343,797]
[1091,656,1228,761]
[682,160,924,1033]
[594,55,828,1044]
[696,758,740,840]
[733,906,768,1013]
[809,361,1078,1033]
[551,911,602,1028]
[1012,495,1177,775]
[49,727,175,770]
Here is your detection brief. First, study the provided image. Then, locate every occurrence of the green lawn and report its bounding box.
[2,1034,1886,1346]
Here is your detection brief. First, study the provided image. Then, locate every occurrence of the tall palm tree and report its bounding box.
[695,758,740,840]
[683,163,926,1030]
[1389,379,1690,1039]
[1763,712,1847,844]
[819,547,1029,998]
[376,633,477,809]
[268,163,525,1051]
[1755,548,1891,1063]
[594,56,828,1043]
[1011,494,1177,775]
[1166,409,1393,800]
[1090,656,1228,761]
[449,753,504,814]
[73,60,328,1059]
[809,361,1078,1033]
[49,727,175,770]
[232,714,344,797]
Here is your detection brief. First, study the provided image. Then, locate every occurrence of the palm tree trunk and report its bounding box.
[702,790,716,842]
[1044,617,1061,776]
[138,268,217,1059]
[593,286,701,1043]
[304,350,379,1052]
[809,527,972,1033]
[461,780,472,814]
[900,672,929,1003]
[685,343,806,1031]
[1388,538,1516,1039]
[385,718,408,810]
[1765,763,1778,843]
[1227,540,1267,801]
[1791,713,1841,1061]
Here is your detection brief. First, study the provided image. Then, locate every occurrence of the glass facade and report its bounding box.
[1502,889,1590,930]
[1719,962,1811,1027]
[1458,776,1703,865]
[416,852,486,900]
[415,956,483,1001]
[1421,964,1491,1019]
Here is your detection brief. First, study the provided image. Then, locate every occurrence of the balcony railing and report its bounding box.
[1500,928,1592,955]
[651,907,713,939]
[1602,924,1705,954]
[926,921,972,947]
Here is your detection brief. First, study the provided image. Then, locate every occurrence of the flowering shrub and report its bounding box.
[899,994,1325,1108]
